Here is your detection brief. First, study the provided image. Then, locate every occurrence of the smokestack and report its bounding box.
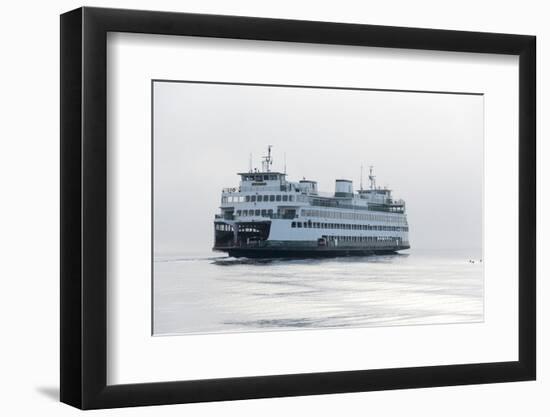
[335,179,353,197]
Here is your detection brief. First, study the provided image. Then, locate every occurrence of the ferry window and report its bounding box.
[261,209,267,216]
[263,195,269,202]
[263,175,269,181]
[308,220,312,227]
[268,209,273,216]
[251,195,256,202]
[276,195,281,201]
[297,222,303,228]
[255,175,262,181]
[270,195,275,202]
[291,222,296,228]
[304,222,308,228]
[236,210,241,216]
[289,195,294,202]
[255,209,260,216]
[282,195,288,202]
[245,195,250,202]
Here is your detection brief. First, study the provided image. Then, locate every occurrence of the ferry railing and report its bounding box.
[215,214,235,220]
[222,187,240,193]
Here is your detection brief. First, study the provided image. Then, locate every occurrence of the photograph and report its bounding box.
[54,3,538,412]
[152,80,484,336]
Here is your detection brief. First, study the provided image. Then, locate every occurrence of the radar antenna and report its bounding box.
[262,145,274,172]
[360,165,364,191]
[368,165,376,190]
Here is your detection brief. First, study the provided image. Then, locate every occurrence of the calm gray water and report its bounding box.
[153,249,483,335]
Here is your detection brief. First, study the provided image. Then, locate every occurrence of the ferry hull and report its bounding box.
[219,245,410,259]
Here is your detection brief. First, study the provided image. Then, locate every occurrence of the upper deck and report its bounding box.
[217,147,407,225]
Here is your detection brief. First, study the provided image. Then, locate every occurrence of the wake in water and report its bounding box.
[156,252,412,267]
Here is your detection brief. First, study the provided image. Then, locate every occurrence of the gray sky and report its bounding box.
[153,81,483,255]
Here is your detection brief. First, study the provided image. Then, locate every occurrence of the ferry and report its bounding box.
[213,147,410,258]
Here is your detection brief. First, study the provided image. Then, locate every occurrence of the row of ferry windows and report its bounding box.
[291,221,409,232]
[247,194,294,203]
[237,209,274,217]
[324,236,399,242]
[225,194,295,203]
[215,224,234,232]
[242,174,279,181]
[301,209,401,224]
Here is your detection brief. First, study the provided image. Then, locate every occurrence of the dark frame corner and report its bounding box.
[61,6,536,409]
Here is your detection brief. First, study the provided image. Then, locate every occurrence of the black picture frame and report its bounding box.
[60,6,536,410]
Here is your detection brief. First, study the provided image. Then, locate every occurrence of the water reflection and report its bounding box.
[153,249,483,335]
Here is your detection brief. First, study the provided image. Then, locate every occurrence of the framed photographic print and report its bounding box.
[60,6,536,409]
